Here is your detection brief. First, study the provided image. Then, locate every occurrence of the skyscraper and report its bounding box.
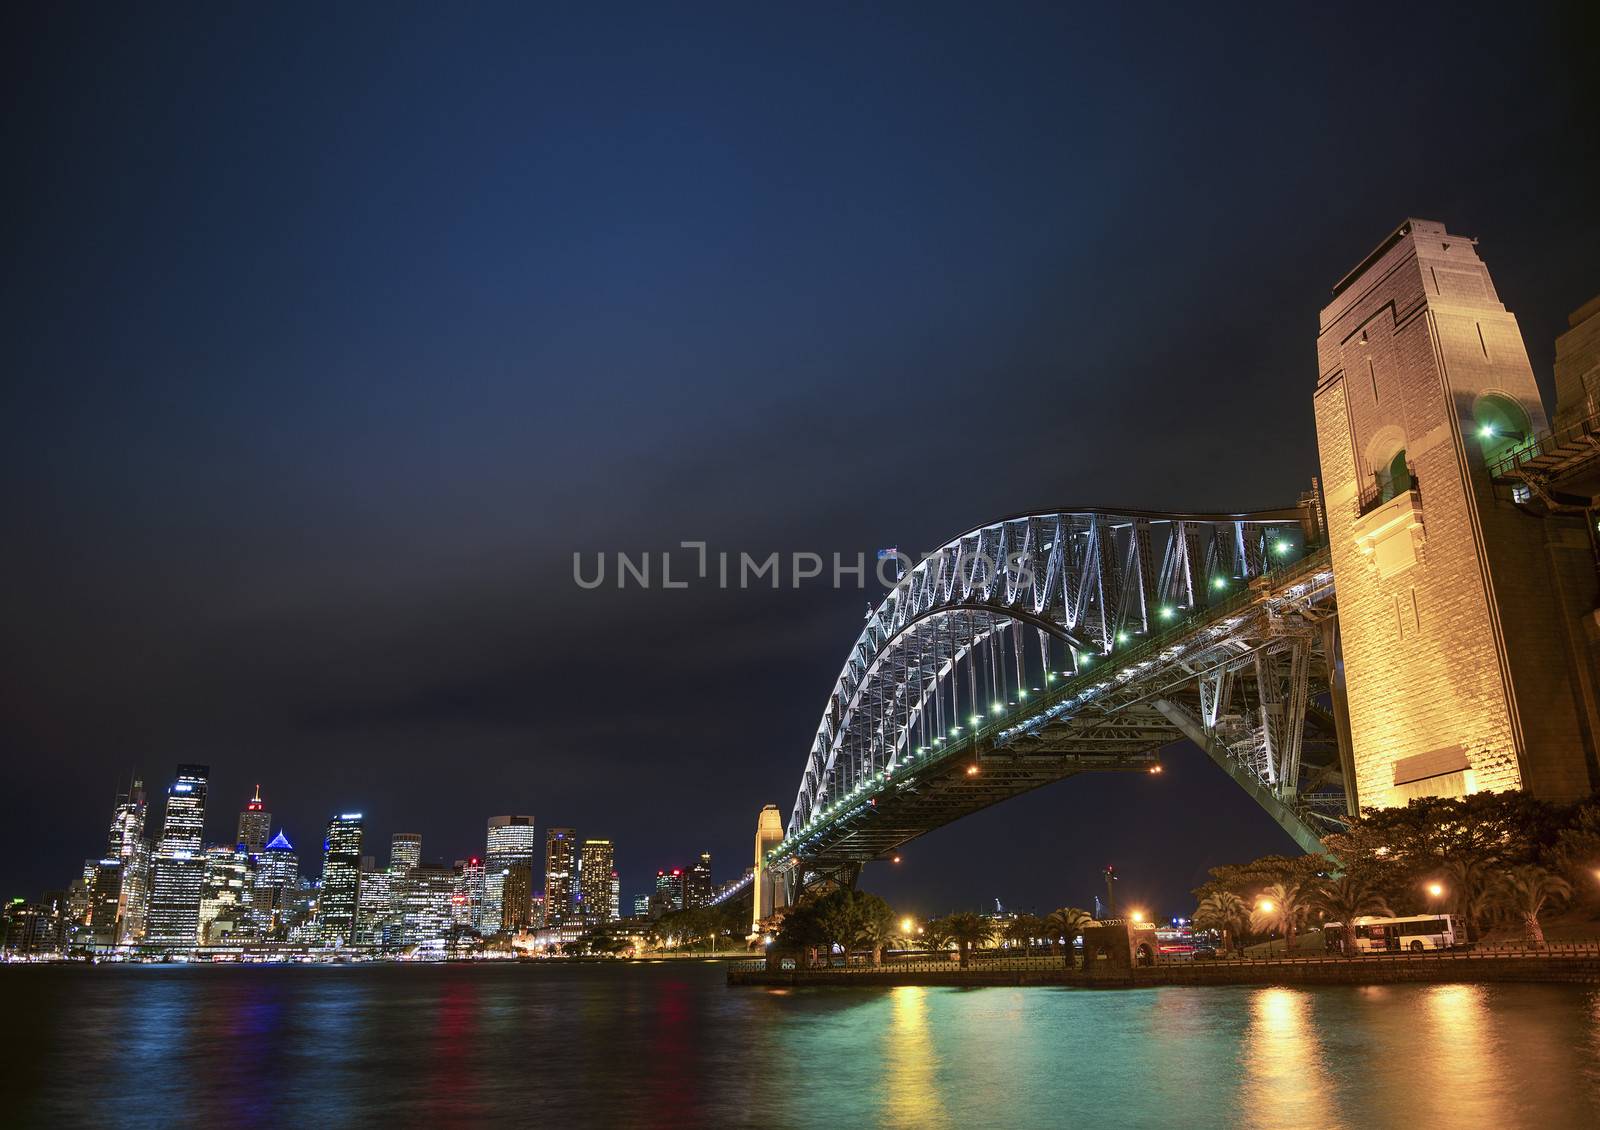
[401,864,458,951]
[459,857,485,931]
[236,785,271,854]
[483,815,536,935]
[686,851,713,908]
[145,764,210,949]
[316,813,364,946]
[249,829,294,936]
[106,777,150,944]
[653,868,685,916]
[390,832,423,871]
[578,839,615,923]
[499,861,532,931]
[542,828,577,928]
[198,844,252,945]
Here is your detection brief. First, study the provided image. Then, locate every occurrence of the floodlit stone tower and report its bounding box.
[751,804,788,935]
[1314,219,1599,808]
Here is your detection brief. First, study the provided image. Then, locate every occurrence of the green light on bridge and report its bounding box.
[1211,576,1227,591]
[1160,606,1176,621]
[1116,630,1130,644]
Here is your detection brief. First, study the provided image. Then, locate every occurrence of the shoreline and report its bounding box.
[729,949,1600,989]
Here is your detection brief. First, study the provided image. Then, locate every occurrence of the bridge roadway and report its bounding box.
[770,541,1348,892]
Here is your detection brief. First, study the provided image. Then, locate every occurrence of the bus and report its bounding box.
[1322,914,1461,954]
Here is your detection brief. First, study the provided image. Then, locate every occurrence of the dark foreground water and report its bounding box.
[3,962,1600,1128]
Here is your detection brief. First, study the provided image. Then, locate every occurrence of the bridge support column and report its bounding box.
[1153,698,1327,855]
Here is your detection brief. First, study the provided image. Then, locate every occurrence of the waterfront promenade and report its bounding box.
[729,944,1600,989]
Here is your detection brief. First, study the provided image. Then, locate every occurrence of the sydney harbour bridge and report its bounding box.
[733,218,1600,922]
[756,504,1351,901]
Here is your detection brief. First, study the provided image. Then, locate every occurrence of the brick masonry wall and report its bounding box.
[1313,220,1593,806]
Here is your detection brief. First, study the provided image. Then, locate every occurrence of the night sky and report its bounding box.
[4,3,1597,917]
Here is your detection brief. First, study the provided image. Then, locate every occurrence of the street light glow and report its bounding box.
[1258,899,1275,914]
[1427,882,1444,897]
[901,917,914,934]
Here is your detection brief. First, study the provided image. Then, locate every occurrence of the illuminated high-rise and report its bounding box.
[686,851,713,908]
[390,832,422,871]
[542,828,577,928]
[458,857,485,931]
[483,815,536,934]
[105,777,150,944]
[316,813,364,946]
[501,861,533,930]
[236,785,271,854]
[578,839,615,923]
[145,764,210,949]
[198,844,252,944]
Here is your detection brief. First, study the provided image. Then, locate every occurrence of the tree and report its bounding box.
[1308,875,1391,953]
[1248,881,1309,949]
[1493,865,1571,947]
[1045,907,1095,966]
[1191,891,1248,955]
[940,912,995,969]
[1553,803,1600,910]
[850,893,897,965]
[771,903,829,968]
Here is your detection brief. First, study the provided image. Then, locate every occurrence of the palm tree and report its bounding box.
[1493,864,1572,947]
[941,912,996,969]
[1192,891,1248,956]
[1045,907,1096,967]
[1308,875,1392,954]
[852,896,897,966]
[1446,855,1494,942]
[1249,881,1309,953]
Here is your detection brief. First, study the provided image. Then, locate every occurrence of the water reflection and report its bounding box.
[880,987,948,1130]
[1240,988,1342,1129]
[1421,984,1497,1120]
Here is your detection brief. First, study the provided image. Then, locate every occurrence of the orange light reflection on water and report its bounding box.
[1240,988,1341,1129]
[882,987,949,1130]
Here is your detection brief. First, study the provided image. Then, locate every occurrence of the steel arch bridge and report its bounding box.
[767,504,1354,895]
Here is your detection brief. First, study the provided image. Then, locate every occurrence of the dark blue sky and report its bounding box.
[3,2,1597,914]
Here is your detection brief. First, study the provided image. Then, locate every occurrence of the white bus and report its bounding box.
[1322,914,1461,954]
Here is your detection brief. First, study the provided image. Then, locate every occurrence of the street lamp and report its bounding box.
[1130,910,1145,923]
[1257,898,1275,914]
[901,917,915,935]
[1427,881,1444,899]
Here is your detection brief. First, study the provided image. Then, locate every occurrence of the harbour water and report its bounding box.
[4,961,1599,1127]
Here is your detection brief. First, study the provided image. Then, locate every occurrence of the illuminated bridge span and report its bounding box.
[768,505,1354,894]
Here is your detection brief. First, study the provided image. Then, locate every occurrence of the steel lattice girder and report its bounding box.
[776,507,1342,873]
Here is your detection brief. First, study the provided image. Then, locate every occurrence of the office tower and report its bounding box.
[237,785,271,854]
[608,871,621,924]
[356,858,395,949]
[86,859,125,947]
[401,863,459,950]
[632,893,650,918]
[145,764,210,949]
[106,777,150,943]
[483,815,536,935]
[388,832,422,872]
[542,829,577,928]
[198,844,252,945]
[686,851,713,908]
[654,868,685,915]
[578,839,615,924]
[459,857,485,931]
[316,814,364,946]
[501,861,533,931]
